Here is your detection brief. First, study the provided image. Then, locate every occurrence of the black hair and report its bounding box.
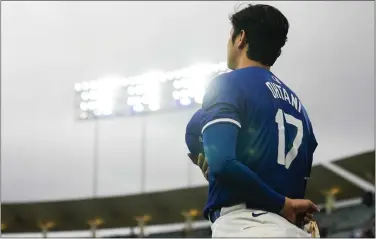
[230,4,289,66]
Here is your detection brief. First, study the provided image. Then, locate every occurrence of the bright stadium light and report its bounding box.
[80,111,88,119]
[127,86,135,95]
[127,96,141,106]
[133,104,144,112]
[172,90,180,100]
[149,102,160,111]
[191,87,205,104]
[75,61,230,119]
[89,81,99,90]
[82,82,90,91]
[81,92,89,101]
[88,91,98,100]
[126,74,163,113]
[87,101,97,110]
[172,80,181,89]
[143,80,161,111]
[75,83,82,92]
[80,102,88,111]
[89,76,122,115]
[97,101,113,115]
[180,89,189,99]
[180,97,191,106]
[141,95,150,105]
[134,85,144,95]
[188,76,207,97]
[96,90,114,114]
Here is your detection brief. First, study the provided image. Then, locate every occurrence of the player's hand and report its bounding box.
[296,212,314,228]
[281,198,319,224]
[187,153,209,180]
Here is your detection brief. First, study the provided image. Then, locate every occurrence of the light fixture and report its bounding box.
[74,83,82,92]
[80,112,88,119]
[180,98,191,106]
[82,82,90,91]
[80,102,88,111]
[75,62,229,119]
[127,96,141,106]
[87,101,97,110]
[133,104,144,112]
[172,91,180,100]
[149,102,160,111]
[81,92,89,101]
[88,91,98,100]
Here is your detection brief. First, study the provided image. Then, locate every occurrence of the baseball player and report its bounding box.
[185,4,319,237]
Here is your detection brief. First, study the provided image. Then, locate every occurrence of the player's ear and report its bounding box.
[237,30,247,49]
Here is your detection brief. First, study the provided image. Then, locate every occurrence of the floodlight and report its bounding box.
[74,83,82,92]
[80,112,88,119]
[80,102,88,111]
[82,82,90,91]
[149,102,160,111]
[180,98,191,106]
[81,92,89,101]
[133,104,144,112]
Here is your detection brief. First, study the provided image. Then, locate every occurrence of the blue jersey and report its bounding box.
[200,67,317,217]
[185,109,204,156]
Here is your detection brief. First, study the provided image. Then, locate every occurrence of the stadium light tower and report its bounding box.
[74,62,230,199]
[74,62,230,120]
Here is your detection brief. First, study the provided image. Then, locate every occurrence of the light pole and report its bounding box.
[140,116,147,193]
[92,119,99,198]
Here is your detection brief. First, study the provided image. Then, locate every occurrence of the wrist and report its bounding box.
[269,193,286,214]
[280,197,292,215]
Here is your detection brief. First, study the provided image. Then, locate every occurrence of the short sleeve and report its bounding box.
[201,72,243,134]
[185,109,204,155]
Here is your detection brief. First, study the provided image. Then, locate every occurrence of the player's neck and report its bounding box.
[236,58,270,71]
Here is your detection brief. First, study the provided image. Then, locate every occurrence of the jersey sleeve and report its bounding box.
[200,73,244,134]
[185,109,204,155]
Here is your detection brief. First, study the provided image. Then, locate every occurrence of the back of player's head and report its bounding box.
[230,4,289,66]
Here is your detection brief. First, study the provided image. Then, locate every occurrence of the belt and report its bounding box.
[208,209,221,223]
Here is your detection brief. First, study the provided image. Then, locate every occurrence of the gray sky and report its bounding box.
[1,1,374,203]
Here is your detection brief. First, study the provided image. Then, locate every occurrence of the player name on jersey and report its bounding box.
[265,81,302,113]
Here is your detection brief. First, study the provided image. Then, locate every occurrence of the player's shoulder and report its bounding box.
[203,72,243,106]
[208,71,235,87]
[206,71,244,96]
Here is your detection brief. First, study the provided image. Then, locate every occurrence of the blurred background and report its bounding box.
[1,1,374,238]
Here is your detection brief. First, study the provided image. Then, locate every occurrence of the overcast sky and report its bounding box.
[1,1,374,203]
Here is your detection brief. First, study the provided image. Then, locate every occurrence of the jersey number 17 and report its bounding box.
[275,109,303,169]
